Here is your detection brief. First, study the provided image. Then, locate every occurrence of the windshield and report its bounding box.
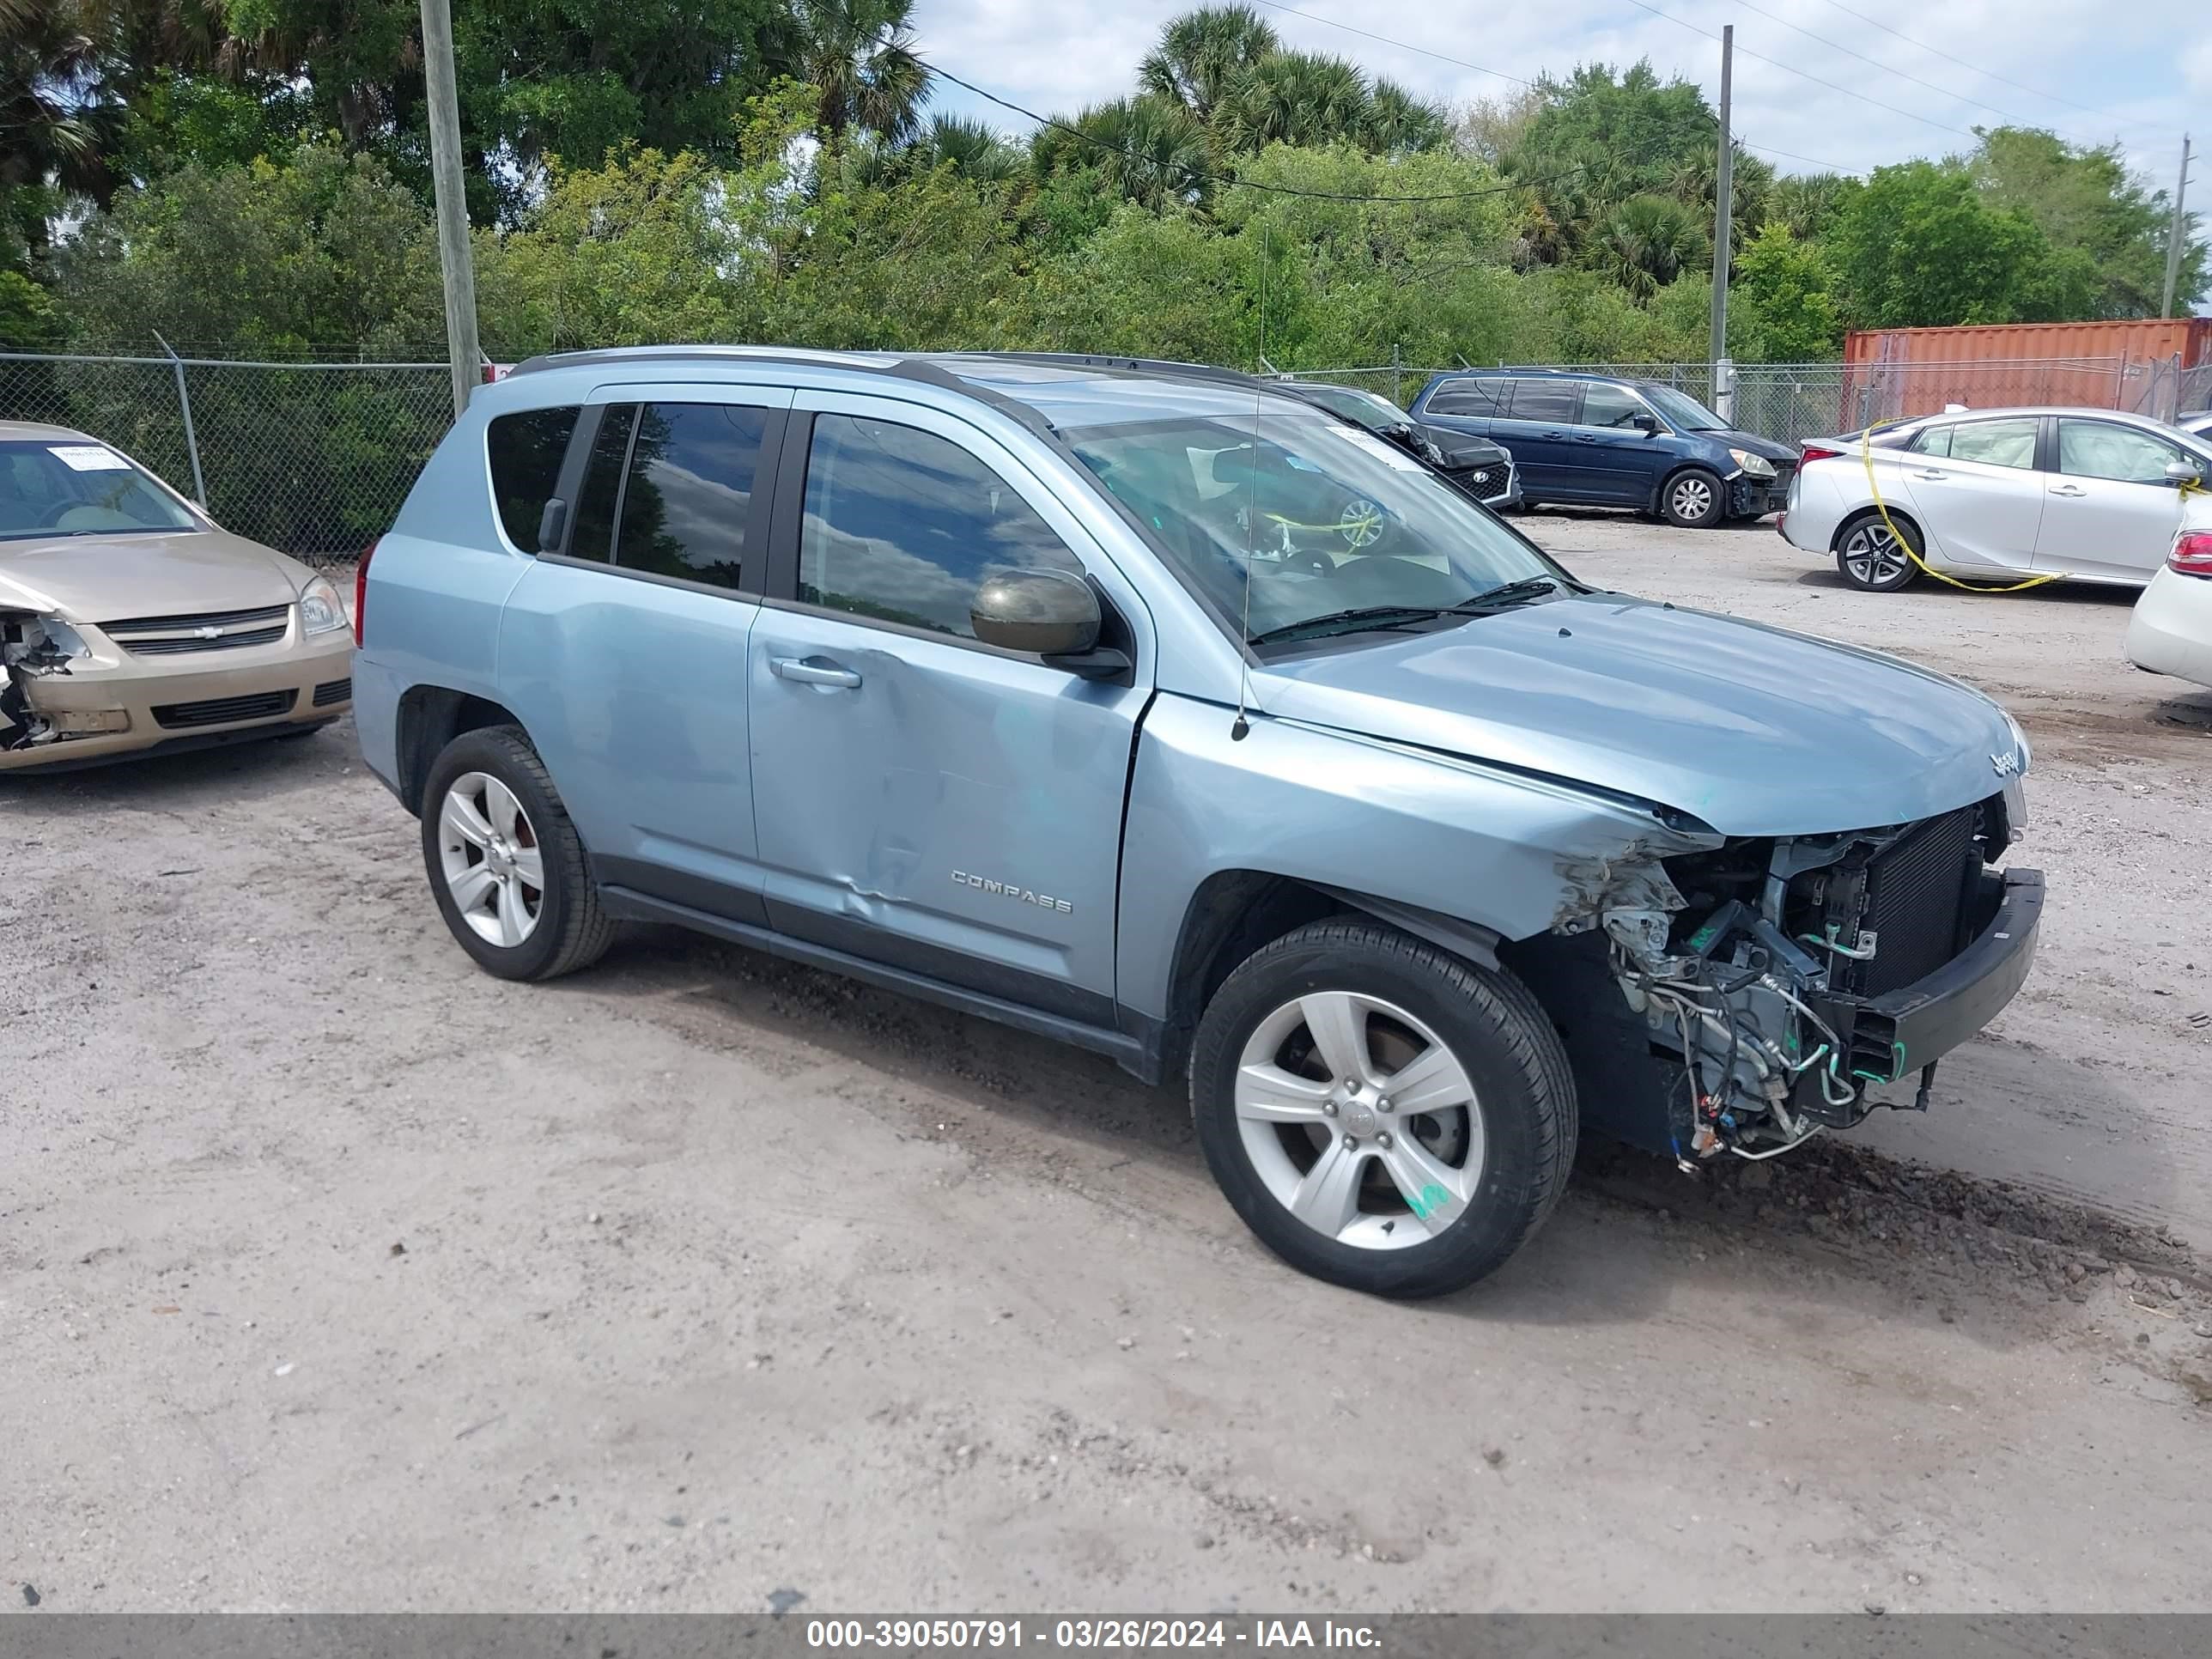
[0,439,198,541]
[1642,386,1729,433]
[1067,410,1571,648]
[1291,384,1409,433]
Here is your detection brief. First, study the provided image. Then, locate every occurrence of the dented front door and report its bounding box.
[747,393,1149,1024]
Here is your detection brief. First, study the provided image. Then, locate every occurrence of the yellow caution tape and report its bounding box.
[1859,425,2064,592]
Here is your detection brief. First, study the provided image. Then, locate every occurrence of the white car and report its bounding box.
[1778,407,2212,592]
[2125,529,2212,690]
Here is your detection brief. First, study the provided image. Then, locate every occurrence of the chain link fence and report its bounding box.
[1273,356,2207,447]
[1,351,453,570]
[6,347,2205,567]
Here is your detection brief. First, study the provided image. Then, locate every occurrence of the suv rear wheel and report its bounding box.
[420,724,615,981]
[1189,920,1577,1298]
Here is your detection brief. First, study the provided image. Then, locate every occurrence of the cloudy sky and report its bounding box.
[913,0,2202,189]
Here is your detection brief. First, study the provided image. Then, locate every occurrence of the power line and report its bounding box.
[1721,0,2059,134]
[1242,0,1863,173]
[1247,1,1535,90]
[1614,0,1984,141]
[1803,0,2184,138]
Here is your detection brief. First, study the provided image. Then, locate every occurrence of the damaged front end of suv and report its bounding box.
[1521,778,2043,1167]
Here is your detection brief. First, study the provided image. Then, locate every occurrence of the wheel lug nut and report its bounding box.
[1322,1102,1338,1116]
[1377,1097,1392,1113]
[1376,1132,1394,1149]
[1342,1134,1358,1152]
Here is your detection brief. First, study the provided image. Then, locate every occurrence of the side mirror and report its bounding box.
[2164,459,2203,486]
[971,568,1103,656]
[1631,412,1662,436]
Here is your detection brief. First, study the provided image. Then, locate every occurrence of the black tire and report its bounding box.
[1832,509,1923,592]
[1660,466,1726,528]
[419,723,616,981]
[1189,920,1577,1299]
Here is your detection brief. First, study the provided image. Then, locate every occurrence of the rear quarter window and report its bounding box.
[486,405,580,550]
[1425,380,1504,417]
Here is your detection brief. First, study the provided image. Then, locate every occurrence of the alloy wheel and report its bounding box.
[1234,990,1485,1250]
[437,771,544,947]
[1842,522,1911,586]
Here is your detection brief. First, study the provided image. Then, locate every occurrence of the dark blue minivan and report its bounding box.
[1408,369,1798,528]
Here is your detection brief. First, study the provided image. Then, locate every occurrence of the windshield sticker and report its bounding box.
[49,445,131,472]
[1337,428,1425,472]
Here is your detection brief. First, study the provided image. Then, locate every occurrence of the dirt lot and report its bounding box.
[5,513,2211,1614]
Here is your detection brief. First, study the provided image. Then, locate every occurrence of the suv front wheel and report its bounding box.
[420,724,616,981]
[1661,466,1726,528]
[1189,921,1577,1298]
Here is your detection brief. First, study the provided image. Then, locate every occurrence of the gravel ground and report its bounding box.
[4,511,2210,1614]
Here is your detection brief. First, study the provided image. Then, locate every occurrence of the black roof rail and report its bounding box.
[971,351,1265,389]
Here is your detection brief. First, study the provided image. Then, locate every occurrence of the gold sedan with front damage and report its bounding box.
[2,421,354,771]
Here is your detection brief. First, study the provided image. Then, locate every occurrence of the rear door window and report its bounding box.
[1505,380,1580,422]
[611,403,769,591]
[1941,418,2039,470]
[565,404,637,562]
[487,405,580,550]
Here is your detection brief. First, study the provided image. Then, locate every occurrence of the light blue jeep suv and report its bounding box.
[356,349,2043,1297]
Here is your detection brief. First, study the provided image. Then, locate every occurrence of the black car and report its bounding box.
[1271,380,1522,509]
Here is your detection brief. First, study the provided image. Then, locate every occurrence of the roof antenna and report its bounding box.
[1231,227,1266,743]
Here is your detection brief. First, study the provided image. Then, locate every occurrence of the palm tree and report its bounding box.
[760,0,931,145]
[1595,192,1708,299]
[1770,172,1850,241]
[1034,94,1209,210]
[1212,50,1369,155]
[1364,77,1448,154]
[1136,4,1277,125]
[1,0,126,216]
[913,113,1022,184]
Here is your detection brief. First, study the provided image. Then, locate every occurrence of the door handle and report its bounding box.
[1911,469,1948,480]
[1572,434,1598,444]
[770,656,861,689]
[2049,483,2087,497]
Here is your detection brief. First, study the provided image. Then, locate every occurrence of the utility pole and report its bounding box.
[1708,24,1735,421]
[421,0,480,420]
[2161,134,2192,320]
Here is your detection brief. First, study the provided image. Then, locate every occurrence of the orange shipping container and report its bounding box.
[1844,318,2211,369]
[1840,319,2210,422]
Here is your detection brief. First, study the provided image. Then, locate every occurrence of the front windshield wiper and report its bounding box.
[1247,605,1451,646]
[1446,576,1567,611]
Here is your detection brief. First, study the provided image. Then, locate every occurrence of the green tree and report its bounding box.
[477,146,753,353]
[1031,95,1209,211]
[2,0,129,258]
[909,113,1023,184]
[1211,50,1370,155]
[1593,193,1706,300]
[1363,78,1449,155]
[1968,126,2206,317]
[757,0,928,144]
[1768,172,1849,241]
[1136,3,1278,126]
[55,140,442,350]
[1727,222,1841,360]
[1823,160,2095,328]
